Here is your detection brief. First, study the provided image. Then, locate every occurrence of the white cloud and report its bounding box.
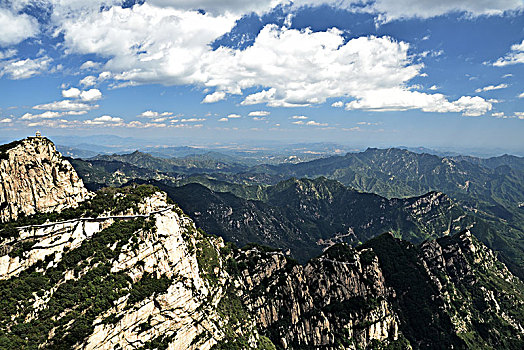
[181,118,206,122]
[227,114,241,118]
[475,83,508,92]
[331,101,344,107]
[292,120,304,125]
[429,85,438,90]
[80,88,102,101]
[0,49,17,60]
[202,91,227,103]
[21,110,88,120]
[218,117,229,122]
[80,60,100,70]
[345,88,493,116]
[493,40,524,66]
[139,110,173,119]
[88,115,123,124]
[140,110,159,118]
[59,4,236,84]
[0,8,39,47]
[248,110,270,116]
[56,5,427,109]
[62,87,81,98]
[33,99,98,111]
[306,120,328,126]
[80,75,97,87]
[45,2,513,115]
[21,111,61,120]
[148,0,286,16]
[0,118,12,123]
[0,56,52,79]
[519,92,524,98]
[491,111,524,119]
[292,115,308,119]
[293,0,522,21]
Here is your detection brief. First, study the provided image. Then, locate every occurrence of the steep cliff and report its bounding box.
[233,244,402,349]
[0,137,90,222]
[0,186,267,349]
[363,231,524,349]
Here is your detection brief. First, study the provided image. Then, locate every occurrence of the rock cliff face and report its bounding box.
[363,231,524,349]
[0,137,90,222]
[235,245,400,349]
[0,187,265,349]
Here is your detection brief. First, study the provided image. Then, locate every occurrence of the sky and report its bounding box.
[0,0,523,154]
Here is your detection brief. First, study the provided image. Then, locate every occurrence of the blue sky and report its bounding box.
[0,1,523,154]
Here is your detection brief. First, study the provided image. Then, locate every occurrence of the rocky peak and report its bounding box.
[0,136,90,222]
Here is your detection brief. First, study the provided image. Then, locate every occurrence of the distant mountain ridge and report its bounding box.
[70,147,524,279]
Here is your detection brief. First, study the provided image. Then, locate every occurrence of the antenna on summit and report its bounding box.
[35,131,41,138]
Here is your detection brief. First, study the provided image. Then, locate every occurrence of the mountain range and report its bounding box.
[0,137,523,349]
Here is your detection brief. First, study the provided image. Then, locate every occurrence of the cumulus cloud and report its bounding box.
[33,99,98,111]
[292,115,308,119]
[0,118,12,123]
[0,57,52,79]
[0,8,39,46]
[306,120,328,126]
[59,4,236,82]
[218,117,229,122]
[62,87,81,98]
[493,40,524,66]
[491,111,524,119]
[80,75,97,87]
[21,110,88,120]
[80,60,100,70]
[56,5,427,108]
[21,111,61,120]
[202,91,227,103]
[85,115,123,124]
[139,111,173,120]
[27,2,510,116]
[331,101,344,107]
[227,114,241,118]
[80,88,102,101]
[248,111,270,116]
[519,92,524,98]
[345,88,492,116]
[475,83,508,93]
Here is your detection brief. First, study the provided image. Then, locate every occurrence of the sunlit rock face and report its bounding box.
[0,136,90,222]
